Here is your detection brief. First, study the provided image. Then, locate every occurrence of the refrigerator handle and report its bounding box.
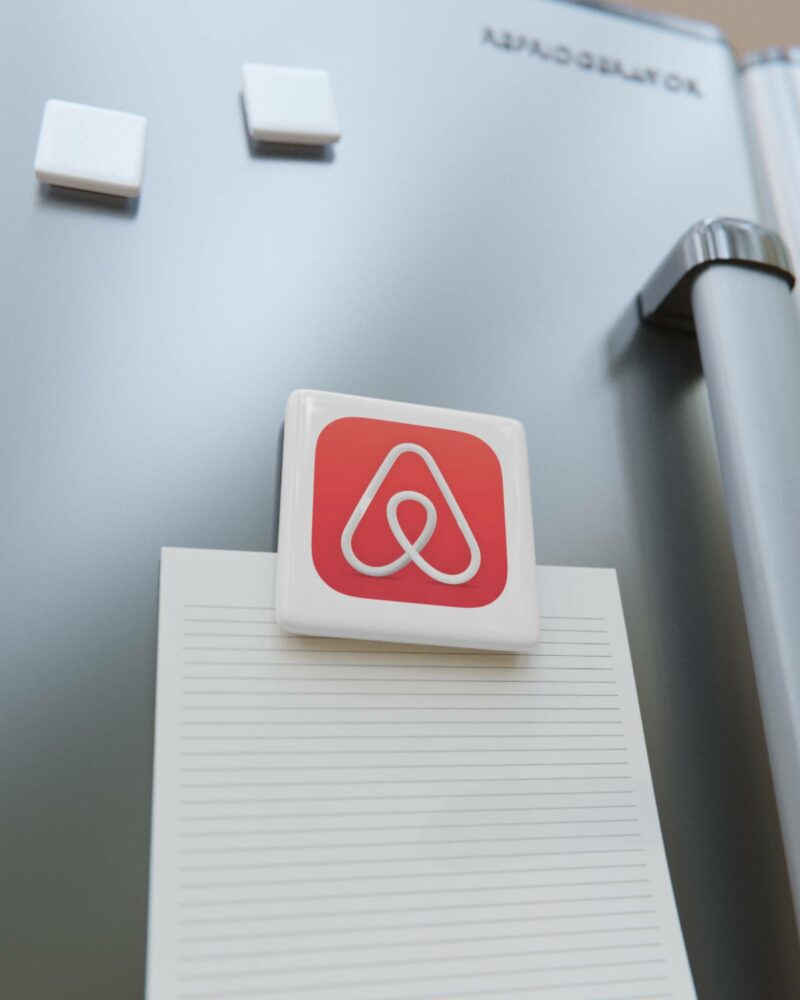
[640,218,800,929]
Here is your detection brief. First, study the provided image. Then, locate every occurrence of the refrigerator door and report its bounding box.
[741,50,800,293]
[1,2,798,998]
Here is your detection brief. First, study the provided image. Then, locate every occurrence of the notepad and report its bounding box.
[146,548,697,1000]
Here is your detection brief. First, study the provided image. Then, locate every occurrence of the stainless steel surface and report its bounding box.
[639,217,795,332]
[739,53,800,300]
[2,1,800,998]
[690,264,800,928]
[640,219,800,926]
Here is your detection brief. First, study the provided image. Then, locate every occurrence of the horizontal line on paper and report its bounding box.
[177,951,665,985]
[340,985,672,1000]
[184,633,283,638]
[402,993,672,1000]
[176,943,664,978]
[181,776,632,788]
[182,654,614,662]
[177,912,658,945]
[180,807,638,824]
[180,677,617,686]
[179,749,628,756]
[178,881,651,908]
[541,628,609,634]
[180,794,636,810]
[180,862,648,890]
[180,736,626,744]
[180,764,629,773]
[178,936,661,966]
[180,719,624,726]
[541,616,608,622]
[175,961,665,993]
[179,847,646,873]
[184,619,275,624]
[179,893,655,921]
[179,835,643,856]
[177,975,667,1000]
[183,643,613,651]
[180,707,622,713]
[178,819,639,839]
[176,985,669,1000]
[178,899,655,927]
[181,692,620,700]
[181,664,615,672]
[184,604,273,610]
[182,628,611,638]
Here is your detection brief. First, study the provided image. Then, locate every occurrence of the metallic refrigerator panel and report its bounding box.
[1,1,799,997]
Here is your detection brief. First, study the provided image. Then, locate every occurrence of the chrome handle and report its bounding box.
[641,219,800,931]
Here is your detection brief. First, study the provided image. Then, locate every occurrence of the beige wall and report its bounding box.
[627,0,800,55]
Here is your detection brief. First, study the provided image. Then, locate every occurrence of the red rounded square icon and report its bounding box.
[311,416,507,607]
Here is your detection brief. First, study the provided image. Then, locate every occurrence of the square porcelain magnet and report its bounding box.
[34,100,147,197]
[276,390,539,651]
[242,64,340,145]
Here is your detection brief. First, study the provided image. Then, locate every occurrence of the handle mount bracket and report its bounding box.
[638,218,795,333]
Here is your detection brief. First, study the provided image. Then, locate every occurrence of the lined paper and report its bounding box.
[146,548,696,1000]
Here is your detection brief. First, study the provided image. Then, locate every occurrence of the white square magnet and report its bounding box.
[242,64,340,145]
[34,99,147,198]
[276,390,539,651]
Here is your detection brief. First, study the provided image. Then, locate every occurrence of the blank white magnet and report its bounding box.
[242,64,340,146]
[34,100,147,198]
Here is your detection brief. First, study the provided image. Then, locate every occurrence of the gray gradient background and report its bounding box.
[1,2,799,998]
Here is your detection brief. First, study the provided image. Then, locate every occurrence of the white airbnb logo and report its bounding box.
[340,443,482,585]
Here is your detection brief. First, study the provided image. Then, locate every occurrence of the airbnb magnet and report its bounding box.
[312,421,507,608]
[276,391,539,651]
[340,442,483,585]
